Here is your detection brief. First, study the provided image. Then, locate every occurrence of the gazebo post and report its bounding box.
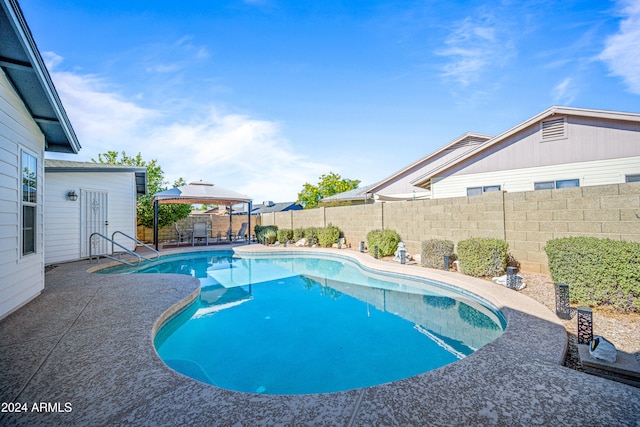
[154,199,159,251]
[247,200,252,244]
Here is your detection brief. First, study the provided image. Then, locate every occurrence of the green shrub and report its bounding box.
[305,227,319,244]
[318,224,340,247]
[421,239,455,269]
[254,225,278,244]
[457,237,508,277]
[293,228,306,241]
[366,229,400,257]
[545,237,640,313]
[277,228,293,243]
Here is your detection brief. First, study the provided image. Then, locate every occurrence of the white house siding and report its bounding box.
[431,156,640,199]
[0,68,45,319]
[44,171,138,264]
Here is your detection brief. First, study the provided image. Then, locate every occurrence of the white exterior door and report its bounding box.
[81,190,109,257]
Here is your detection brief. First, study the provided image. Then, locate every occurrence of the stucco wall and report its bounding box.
[261,182,640,274]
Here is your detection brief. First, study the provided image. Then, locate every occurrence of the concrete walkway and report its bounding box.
[1,245,638,426]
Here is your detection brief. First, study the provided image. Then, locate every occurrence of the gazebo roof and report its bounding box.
[153,181,251,206]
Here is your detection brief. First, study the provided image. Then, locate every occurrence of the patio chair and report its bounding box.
[191,222,209,246]
[233,222,249,241]
[174,222,184,245]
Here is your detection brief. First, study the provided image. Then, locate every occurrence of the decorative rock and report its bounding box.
[492,274,526,291]
[589,336,617,363]
[295,238,306,247]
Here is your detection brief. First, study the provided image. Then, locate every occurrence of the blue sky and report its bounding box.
[28,0,640,202]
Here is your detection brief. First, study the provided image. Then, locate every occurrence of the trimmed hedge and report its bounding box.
[421,239,455,269]
[544,237,640,313]
[293,228,305,241]
[366,229,400,257]
[277,229,293,244]
[305,227,319,244]
[318,224,340,247]
[457,237,508,277]
[254,225,278,244]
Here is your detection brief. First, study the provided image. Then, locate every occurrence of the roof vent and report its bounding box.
[541,117,566,140]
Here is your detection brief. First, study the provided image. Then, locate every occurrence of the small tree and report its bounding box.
[296,172,360,209]
[92,151,192,228]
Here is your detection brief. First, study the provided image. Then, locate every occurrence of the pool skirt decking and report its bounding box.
[1,246,639,426]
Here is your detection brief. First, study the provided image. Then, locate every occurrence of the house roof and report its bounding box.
[411,106,640,188]
[153,181,252,206]
[45,159,146,173]
[251,201,301,214]
[319,185,375,203]
[367,132,492,193]
[0,0,80,154]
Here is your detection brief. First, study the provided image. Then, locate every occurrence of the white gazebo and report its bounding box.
[152,181,252,250]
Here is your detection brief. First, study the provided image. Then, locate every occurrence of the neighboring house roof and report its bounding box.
[411,106,640,188]
[0,0,80,153]
[252,201,302,214]
[368,132,492,194]
[320,185,376,203]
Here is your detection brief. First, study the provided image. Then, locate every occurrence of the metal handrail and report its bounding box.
[88,231,159,266]
[89,232,142,266]
[111,231,160,261]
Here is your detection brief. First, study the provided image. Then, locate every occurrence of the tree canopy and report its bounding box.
[92,151,192,228]
[296,172,360,209]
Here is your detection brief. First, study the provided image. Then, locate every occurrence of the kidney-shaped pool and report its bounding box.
[102,251,505,395]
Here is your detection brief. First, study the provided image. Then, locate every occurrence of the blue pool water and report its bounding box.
[104,251,505,394]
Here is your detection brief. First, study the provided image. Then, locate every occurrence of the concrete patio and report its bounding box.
[1,245,639,426]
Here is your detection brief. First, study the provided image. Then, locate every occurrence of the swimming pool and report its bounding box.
[103,251,505,394]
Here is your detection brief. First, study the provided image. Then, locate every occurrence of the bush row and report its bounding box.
[262,224,343,247]
[545,237,640,313]
[420,237,508,277]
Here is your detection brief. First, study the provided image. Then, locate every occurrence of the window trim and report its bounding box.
[625,174,640,183]
[466,185,501,197]
[534,178,579,190]
[21,150,38,256]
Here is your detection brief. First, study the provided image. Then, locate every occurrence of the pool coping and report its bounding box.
[1,245,639,426]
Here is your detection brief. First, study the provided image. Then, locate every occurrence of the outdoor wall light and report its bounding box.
[67,190,78,201]
[554,283,571,320]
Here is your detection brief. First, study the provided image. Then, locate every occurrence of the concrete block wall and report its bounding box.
[504,182,640,273]
[261,182,640,274]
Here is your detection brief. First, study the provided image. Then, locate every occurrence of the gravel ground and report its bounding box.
[517,272,640,371]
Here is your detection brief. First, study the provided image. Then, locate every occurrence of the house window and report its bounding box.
[22,151,37,255]
[466,185,501,196]
[541,117,567,141]
[626,174,640,183]
[534,179,579,190]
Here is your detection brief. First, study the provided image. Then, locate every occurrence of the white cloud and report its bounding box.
[436,14,514,87]
[45,56,328,202]
[551,77,576,105]
[599,0,640,94]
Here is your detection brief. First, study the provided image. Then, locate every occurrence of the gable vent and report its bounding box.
[541,117,566,140]
[446,135,488,151]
